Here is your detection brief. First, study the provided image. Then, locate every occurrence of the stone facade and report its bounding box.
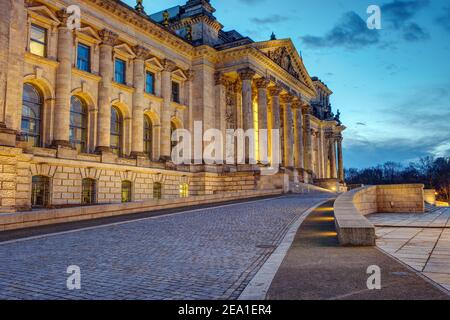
[0,0,345,213]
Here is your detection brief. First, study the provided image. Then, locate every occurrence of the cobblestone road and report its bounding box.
[0,194,329,300]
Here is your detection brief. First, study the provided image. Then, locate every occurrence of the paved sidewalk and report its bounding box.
[267,201,450,300]
[368,208,450,292]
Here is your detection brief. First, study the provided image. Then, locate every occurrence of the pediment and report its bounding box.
[76,26,101,43]
[254,39,315,92]
[145,57,164,71]
[172,68,187,81]
[27,5,60,25]
[114,43,136,58]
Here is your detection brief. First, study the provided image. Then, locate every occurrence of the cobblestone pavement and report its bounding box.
[368,207,450,293]
[0,194,330,300]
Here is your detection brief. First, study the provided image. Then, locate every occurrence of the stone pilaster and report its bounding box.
[256,78,269,164]
[96,29,118,154]
[269,85,282,166]
[161,59,176,161]
[292,99,304,170]
[337,134,344,181]
[238,68,256,163]
[303,104,313,177]
[215,72,227,137]
[130,45,149,158]
[1,0,26,146]
[281,95,294,168]
[52,10,74,148]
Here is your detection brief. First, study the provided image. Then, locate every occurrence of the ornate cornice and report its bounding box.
[85,0,194,57]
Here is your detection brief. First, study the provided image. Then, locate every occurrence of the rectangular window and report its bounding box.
[30,24,47,57]
[145,71,155,95]
[77,43,91,72]
[115,58,126,84]
[172,81,180,103]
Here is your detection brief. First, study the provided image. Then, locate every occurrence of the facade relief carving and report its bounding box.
[267,47,300,81]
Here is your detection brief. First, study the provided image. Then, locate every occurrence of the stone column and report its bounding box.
[337,135,344,181]
[281,95,294,168]
[327,133,337,179]
[269,85,282,166]
[215,71,227,161]
[52,10,74,148]
[303,104,313,176]
[256,78,269,164]
[161,59,176,161]
[96,29,118,153]
[238,68,256,163]
[293,99,304,170]
[0,0,11,128]
[130,45,149,158]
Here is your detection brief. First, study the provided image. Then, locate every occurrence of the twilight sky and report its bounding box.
[125,0,450,168]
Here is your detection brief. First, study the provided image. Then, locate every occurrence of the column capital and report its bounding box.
[255,77,270,89]
[163,59,177,72]
[291,98,302,109]
[301,103,313,115]
[214,72,227,86]
[281,94,294,104]
[56,9,71,27]
[268,85,282,97]
[185,69,195,82]
[99,29,119,46]
[133,45,150,60]
[238,67,256,81]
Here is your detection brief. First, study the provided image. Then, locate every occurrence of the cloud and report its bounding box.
[381,0,430,29]
[356,122,367,126]
[250,15,290,25]
[381,0,431,41]
[436,6,450,33]
[402,22,430,41]
[345,84,450,168]
[301,11,380,49]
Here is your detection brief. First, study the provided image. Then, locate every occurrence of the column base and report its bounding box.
[95,146,113,154]
[130,151,147,159]
[51,140,73,149]
[0,124,17,147]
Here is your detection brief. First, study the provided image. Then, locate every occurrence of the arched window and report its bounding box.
[121,180,132,203]
[31,175,50,207]
[81,178,96,205]
[180,183,189,198]
[153,182,162,200]
[70,96,88,153]
[111,106,123,156]
[22,83,43,147]
[144,115,153,158]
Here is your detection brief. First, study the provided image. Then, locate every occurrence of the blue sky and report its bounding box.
[124,0,450,168]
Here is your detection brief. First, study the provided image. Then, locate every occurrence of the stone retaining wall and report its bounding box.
[0,189,283,231]
[334,184,424,246]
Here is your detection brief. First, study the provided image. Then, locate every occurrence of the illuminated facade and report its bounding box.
[0,0,345,212]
